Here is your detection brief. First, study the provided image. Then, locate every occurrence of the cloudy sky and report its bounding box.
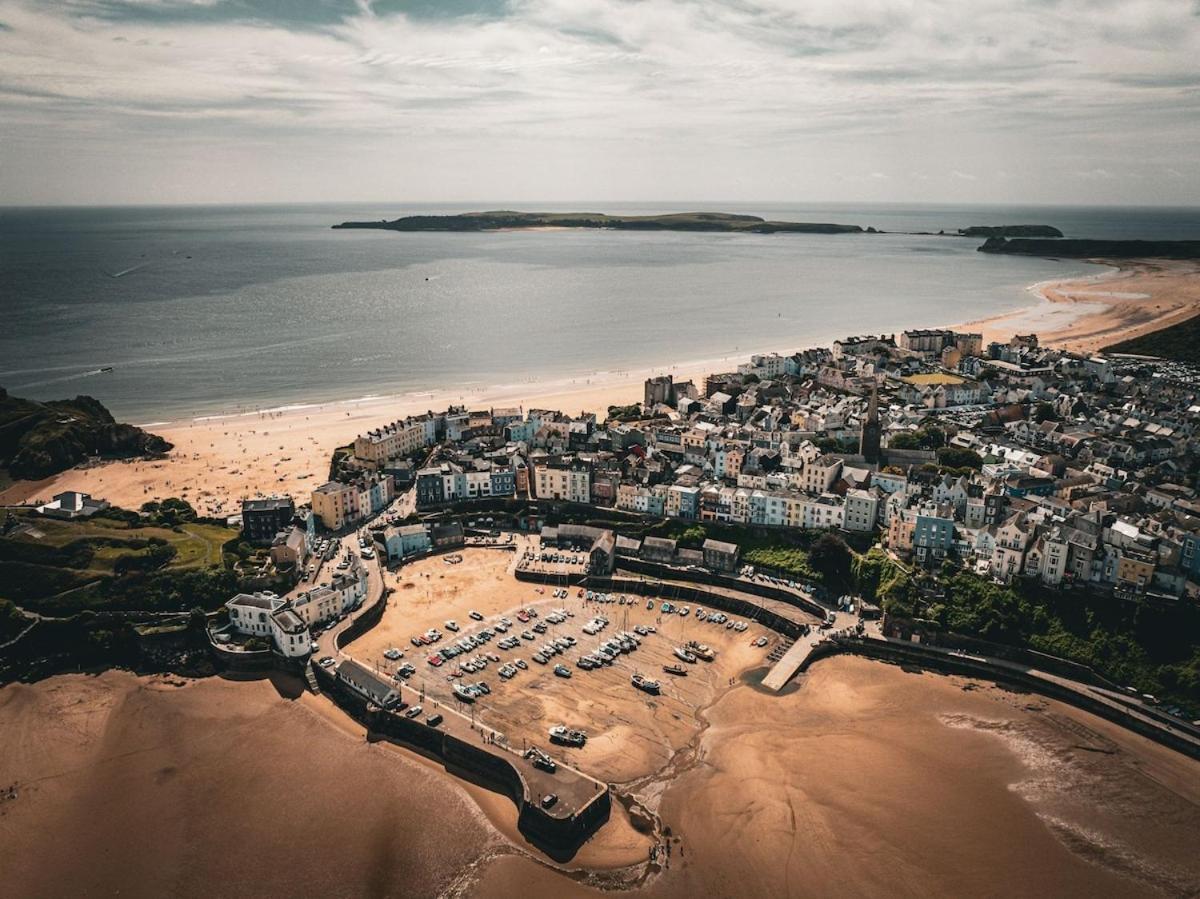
[1,0,1198,206]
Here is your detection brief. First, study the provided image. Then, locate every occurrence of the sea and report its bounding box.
[3,202,1199,424]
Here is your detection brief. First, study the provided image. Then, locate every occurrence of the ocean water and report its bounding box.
[2,202,1198,423]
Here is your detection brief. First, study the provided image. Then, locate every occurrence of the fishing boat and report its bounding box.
[673,646,698,664]
[631,673,660,695]
[662,664,688,677]
[549,725,587,747]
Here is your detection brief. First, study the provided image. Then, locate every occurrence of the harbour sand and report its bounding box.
[4,657,1199,897]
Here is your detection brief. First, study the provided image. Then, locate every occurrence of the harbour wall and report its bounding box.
[311,661,610,858]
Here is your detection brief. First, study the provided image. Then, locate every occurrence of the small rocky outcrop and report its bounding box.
[0,388,172,480]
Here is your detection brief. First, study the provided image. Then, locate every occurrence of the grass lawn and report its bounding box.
[9,516,235,572]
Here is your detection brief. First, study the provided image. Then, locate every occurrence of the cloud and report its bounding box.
[0,0,1198,204]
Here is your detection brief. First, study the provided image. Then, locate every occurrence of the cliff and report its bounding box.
[0,388,172,480]
[333,210,866,235]
[959,225,1063,238]
[978,237,1200,259]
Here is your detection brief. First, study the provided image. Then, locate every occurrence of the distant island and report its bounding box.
[333,210,871,234]
[979,237,1200,259]
[0,388,171,481]
[958,225,1063,238]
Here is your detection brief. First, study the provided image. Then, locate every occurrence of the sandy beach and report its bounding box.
[3,259,1198,517]
[960,259,1200,355]
[0,356,716,516]
[3,657,1198,897]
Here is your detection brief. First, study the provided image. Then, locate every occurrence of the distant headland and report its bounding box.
[332,210,872,234]
[979,237,1200,259]
[958,225,1063,238]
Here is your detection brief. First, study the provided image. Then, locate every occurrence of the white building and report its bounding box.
[225,591,312,658]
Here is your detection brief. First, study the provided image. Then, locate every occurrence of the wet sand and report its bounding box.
[470,657,1200,898]
[4,654,1199,896]
[961,259,1200,355]
[0,670,500,898]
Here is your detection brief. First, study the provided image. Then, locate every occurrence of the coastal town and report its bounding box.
[4,322,1200,868]
[167,323,1200,830]
[292,326,1200,607]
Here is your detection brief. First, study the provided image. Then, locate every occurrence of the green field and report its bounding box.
[11,516,234,572]
[0,512,239,614]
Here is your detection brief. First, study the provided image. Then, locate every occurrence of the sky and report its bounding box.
[1,0,1198,206]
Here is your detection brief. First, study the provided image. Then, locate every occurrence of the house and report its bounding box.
[224,591,312,658]
[241,496,295,546]
[337,659,400,709]
[641,536,678,564]
[842,488,881,533]
[36,491,109,520]
[913,504,955,567]
[270,526,309,569]
[431,521,465,549]
[702,538,740,572]
[384,523,432,561]
[533,459,591,503]
[991,513,1032,582]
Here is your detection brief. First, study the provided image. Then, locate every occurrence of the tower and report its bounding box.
[860,386,881,464]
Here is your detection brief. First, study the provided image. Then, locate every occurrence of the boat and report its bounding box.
[524,747,557,772]
[452,684,476,703]
[686,641,714,661]
[631,673,660,695]
[553,664,572,678]
[673,646,698,664]
[549,725,587,747]
[100,366,114,373]
[662,664,688,677]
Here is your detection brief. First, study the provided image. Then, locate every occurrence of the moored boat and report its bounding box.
[631,673,660,694]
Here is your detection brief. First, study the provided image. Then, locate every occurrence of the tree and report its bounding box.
[1034,402,1058,423]
[919,426,946,449]
[936,446,983,470]
[889,432,920,450]
[808,533,852,582]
